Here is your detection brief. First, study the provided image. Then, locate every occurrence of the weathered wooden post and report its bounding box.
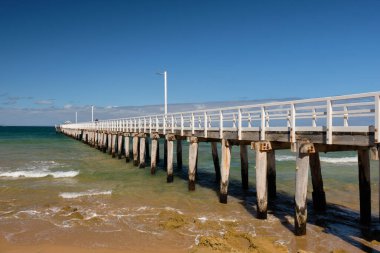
[240,144,249,190]
[164,140,168,170]
[211,142,221,183]
[177,139,183,170]
[378,145,380,220]
[111,134,117,158]
[220,139,231,203]
[117,134,123,159]
[132,133,139,166]
[150,133,159,174]
[107,133,112,154]
[166,134,175,182]
[188,137,198,191]
[295,141,315,236]
[309,151,326,211]
[156,138,160,165]
[358,148,371,225]
[145,137,150,162]
[254,141,271,219]
[102,132,107,153]
[267,150,276,199]
[139,134,146,168]
[124,134,130,162]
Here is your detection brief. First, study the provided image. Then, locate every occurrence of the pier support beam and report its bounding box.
[117,134,123,159]
[295,142,315,236]
[220,139,231,203]
[177,139,183,170]
[150,133,159,174]
[124,135,130,162]
[145,137,150,162]
[378,145,380,220]
[139,134,146,168]
[188,137,199,191]
[358,149,371,226]
[267,150,276,199]
[240,144,249,190]
[211,142,221,183]
[166,134,175,183]
[254,141,271,219]
[309,151,326,212]
[132,134,139,166]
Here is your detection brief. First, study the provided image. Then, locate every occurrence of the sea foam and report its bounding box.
[0,161,79,178]
[276,155,357,164]
[59,190,112,199]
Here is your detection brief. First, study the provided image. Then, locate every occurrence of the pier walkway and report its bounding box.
[57,91,380,235]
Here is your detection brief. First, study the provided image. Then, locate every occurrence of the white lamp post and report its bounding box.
[157,70,168,115]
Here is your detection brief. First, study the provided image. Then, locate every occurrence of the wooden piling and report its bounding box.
[166,135,175,182]
[267,150,276,199]
[107,134,112,154]
[358,149,371,225]
[188,137,198,191]
[220,139,231,203]
[164,140,168,170]
[254,142,269,219]
[124,135,130,162]
[139,134,146,168]
[295,142,314,236]
[132,134,139,166]
[177,139,183,170]
[150,134,159,174]
[309,151,326,212]
[102,133,107,153]
[240,144,249,190]
[145,137,150,162]
[117,134,123,159]
[211,142,221,183]
[378,146,380,220]
[111,134,117,158]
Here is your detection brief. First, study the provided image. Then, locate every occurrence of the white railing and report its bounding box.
[60,92,380,144]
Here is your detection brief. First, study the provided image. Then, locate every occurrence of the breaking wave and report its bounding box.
[59,190,112,199]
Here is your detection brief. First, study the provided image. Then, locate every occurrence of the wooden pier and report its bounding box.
[57,92,380,235]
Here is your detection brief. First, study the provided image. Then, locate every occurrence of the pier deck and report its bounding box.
[58,91,380,235]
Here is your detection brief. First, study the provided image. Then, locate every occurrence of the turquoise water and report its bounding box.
[0,126,379,252]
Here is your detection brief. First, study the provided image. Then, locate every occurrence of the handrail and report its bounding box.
[59,91,380,144]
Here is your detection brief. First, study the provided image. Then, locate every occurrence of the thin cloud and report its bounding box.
[64,104,73,109]
[34,99,55,105]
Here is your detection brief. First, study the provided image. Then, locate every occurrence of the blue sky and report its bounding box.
[0,0,379,125]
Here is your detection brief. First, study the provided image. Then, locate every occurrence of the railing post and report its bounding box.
[156,116,159,132]
[312,108,317,127]
[219,110,223,139]
[191,113,195,135]
[326,100,333,144]
[149,117,152,134]
[144,118,146,133]
[238,108,242,140]
[204,111,208,138]
[171,115,174,133]
[290,103,296,144]
[343,106,349,127]
[180,114,184,136]
[260,106,266,141]
[375,95,380,143]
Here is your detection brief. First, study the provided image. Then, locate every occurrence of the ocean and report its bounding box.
[0,126,379,252]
